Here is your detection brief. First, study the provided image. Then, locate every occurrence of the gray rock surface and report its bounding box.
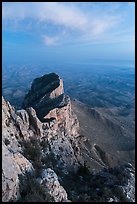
[22,73,68,121]
[38,168,70,202]
[121,164,135,202]
[2,97,33,202]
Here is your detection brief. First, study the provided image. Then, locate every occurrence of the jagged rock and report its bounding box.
[2,75,83,201]
[16,109,29,124]
[2,142,33,202]
[27,107,43,136]
[22,73,83,172]
[120,164,135,202]
[38,168,70,202]
[2,98,33,202]
[22,73,68,121]
[98,163,135,202]
[48,136,78,172]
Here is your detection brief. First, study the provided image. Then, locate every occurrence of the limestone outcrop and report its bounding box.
[2,73,83,201]
[22,73,68,121]
[2,95,73,202]
[38,168,70,202]
[22,73,84,172]
[2,97,33,202]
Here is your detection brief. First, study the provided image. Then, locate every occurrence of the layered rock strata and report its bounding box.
[22,73,69,121]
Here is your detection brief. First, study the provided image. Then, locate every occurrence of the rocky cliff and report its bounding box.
[2,73,135,202]
[22,73,85,171]
[22,73,69,122]
[2,73,84,202]
[2,96,72,202]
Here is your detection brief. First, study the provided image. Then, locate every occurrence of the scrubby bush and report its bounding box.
[113,186,129,202]
[77,162,90,176]
[22,137,42,177]
[40,139,48,150]
[41,151,57,169]
[18,172,54,202]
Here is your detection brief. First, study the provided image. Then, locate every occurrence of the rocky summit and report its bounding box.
[2,73,135,202]
[22,73,69,122]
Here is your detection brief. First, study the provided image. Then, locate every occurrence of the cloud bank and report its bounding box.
[2,2,135,46]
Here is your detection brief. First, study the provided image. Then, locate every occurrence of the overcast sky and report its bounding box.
[2,2,135,64]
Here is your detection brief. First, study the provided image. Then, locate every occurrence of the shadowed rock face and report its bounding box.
[22,73,69,121]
